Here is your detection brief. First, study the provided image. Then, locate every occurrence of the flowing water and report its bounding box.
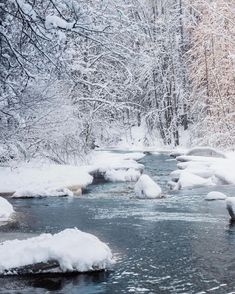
[1,152,235,293]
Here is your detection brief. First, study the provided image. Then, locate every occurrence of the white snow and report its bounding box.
[104,168,141,182]
[0,151,145,197]
[0,197,14,222]
[17,0,37,20]
[45,15,74,30]
[170,149,235,190]
[175,171,214,190]
[134,174,162,199]
[226,197,235,220]
[0,228,114,275]
[205,191,227,201]
[88,151,145,182]
[0,164,93,198]
[13,187,73,198]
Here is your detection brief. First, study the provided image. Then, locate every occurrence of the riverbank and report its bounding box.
[0,151,145,198]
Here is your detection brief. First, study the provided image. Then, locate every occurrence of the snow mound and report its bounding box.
[0,228,114,275]
[226,198,235,220]
[0,197,14,222]
[205,191,227,201]
[186,147,226,158]
[176,171,214,190]
[105,168,141,182]
[134,174,162,199]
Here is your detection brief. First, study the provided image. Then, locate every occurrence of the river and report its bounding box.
[1,152,235,293]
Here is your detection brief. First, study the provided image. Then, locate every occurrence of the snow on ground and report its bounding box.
[134,174,162,199]
[0,164,93,198]
[0,228,114,275]
[205,191,227,201]
[0,151,145,197]
[169,148,235,190]
[0,197,14,222]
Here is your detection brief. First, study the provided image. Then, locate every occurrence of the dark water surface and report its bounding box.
[1,153,235,293]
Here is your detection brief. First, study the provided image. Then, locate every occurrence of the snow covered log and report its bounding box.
[226,198,235,221]
[0,197,14,222]
[134,174,162,199]
[0,228,114,275]
[205,191,227,201]
[185,147,226,158]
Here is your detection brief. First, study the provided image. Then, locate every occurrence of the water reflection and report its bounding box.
[1,271,109,293]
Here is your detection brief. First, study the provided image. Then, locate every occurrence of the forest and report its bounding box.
[1,0,234,165]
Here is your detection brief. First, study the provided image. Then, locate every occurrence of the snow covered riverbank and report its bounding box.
[168,148,235,190]
[0,151,145,198]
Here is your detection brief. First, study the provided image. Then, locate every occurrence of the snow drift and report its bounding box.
[0,228,114,275]
[205,191,227,201]
[134,174,162,199]
[0,197,14,222]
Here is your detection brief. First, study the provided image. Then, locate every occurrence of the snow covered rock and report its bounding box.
[0,197,14,222]
[185,147,226,158]
[175,171,214,190]
[0,228,114,275]
[134,174,162,199]
[226,198,235,221]
[205,191,227,201]
[105,168,141,182]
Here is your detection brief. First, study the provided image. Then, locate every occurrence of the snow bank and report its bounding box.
[134,175,162,199]
[0,197,14,222]
[105,168,141,182]
[226,198,235,220]
[205,191,227,201]
[0,164,93,198]
[169,149,235,190]
[0,228,114,275]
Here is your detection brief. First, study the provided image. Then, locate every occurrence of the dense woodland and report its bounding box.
[0,0,234,163]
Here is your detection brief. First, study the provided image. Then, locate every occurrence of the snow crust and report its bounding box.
[134,174,162,199]
[205,191,227,201]
[0,197,14,222]
[0,228,113,275]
